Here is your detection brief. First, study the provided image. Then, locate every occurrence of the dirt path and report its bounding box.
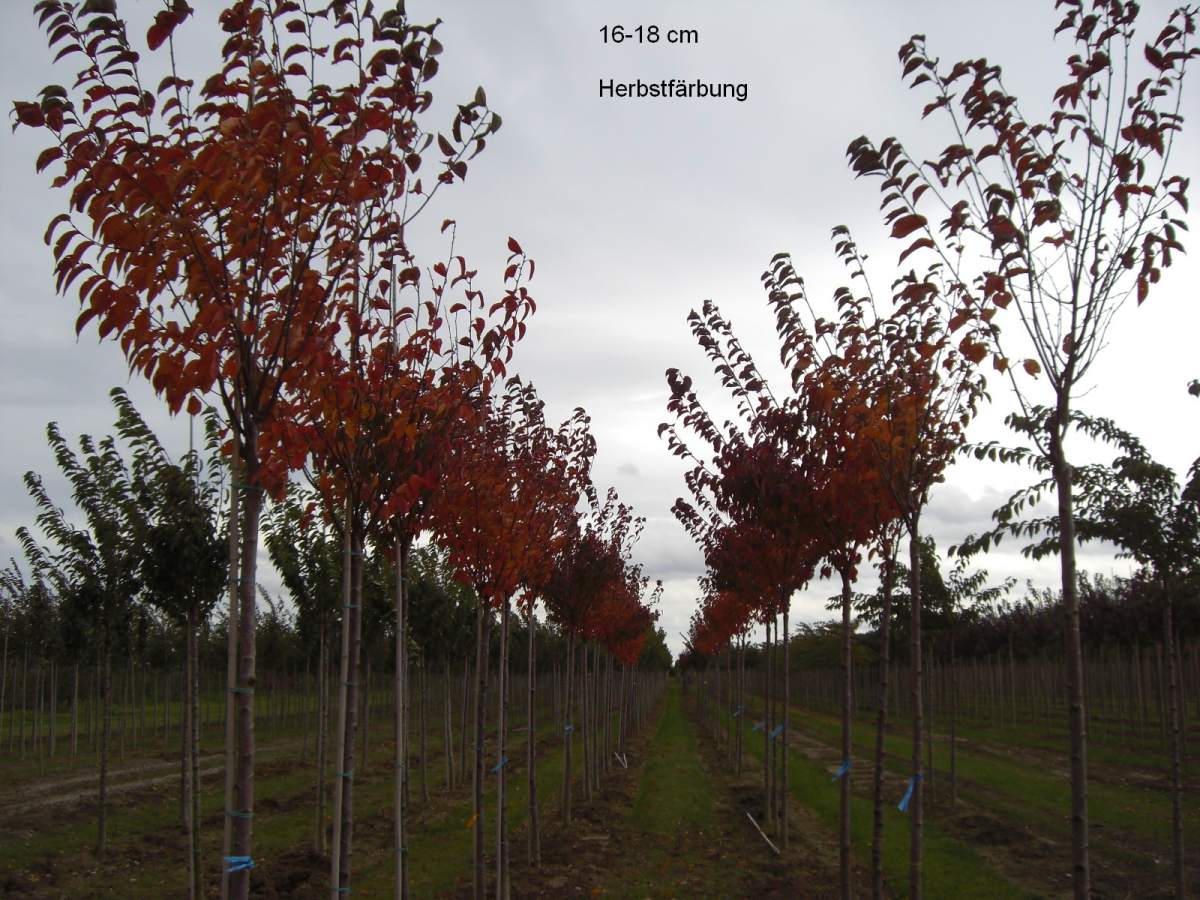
[1,739,305,821]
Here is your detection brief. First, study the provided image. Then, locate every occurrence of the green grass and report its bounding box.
[1,695,585,898]
[721,696,1035,899]
[630,678,714,836]
[786,701,1195,858]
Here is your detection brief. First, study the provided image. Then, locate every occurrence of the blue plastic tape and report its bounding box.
[898,774,922,812]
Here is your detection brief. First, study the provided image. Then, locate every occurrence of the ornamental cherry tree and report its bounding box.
[298,227,535,899]
[426,379,593,900]
[16,3,507,895]
[845,5,1198,892]
[762,230,986,897]
[662,294,898,879]
[542,488,642,824]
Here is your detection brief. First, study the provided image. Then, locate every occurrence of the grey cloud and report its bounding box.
[2,1,1197,663]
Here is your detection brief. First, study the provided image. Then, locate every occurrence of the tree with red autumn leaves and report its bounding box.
[662,293,902,882]
[297,222,534,899]
[762,229,987,897]
[542,488,645,826]
[15,2,516,896]
[426,378,594,900]
[846,4,1198,892]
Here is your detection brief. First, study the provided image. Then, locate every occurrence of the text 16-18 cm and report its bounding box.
[600,26,699,45]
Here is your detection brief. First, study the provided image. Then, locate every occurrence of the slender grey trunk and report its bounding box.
[460,655,470,785]
[840,570,853,900]
[908,525,924,900]
[763,620,771,825]
[191,609,202,900]
[420,655,428,803]
[472,602,492,899]
[229,451,265,900]
[1163,589,1184,900]
[394,536,409,900]
[527,602,540,867]
[562,634,575,824]
[950,622,958,805]
[1050,423,1089,899]
[333,533,364,895]
[782,601,790,851]
[98,618,111,856]
[496,598,511,900]
[329,516,352,897]
[316,618,328,853]
[871,557,895,900]
[71,663,79,759]
[444,661,454,792]
[220,466,240,900]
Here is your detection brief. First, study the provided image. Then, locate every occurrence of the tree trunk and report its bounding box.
[444,661,454,791]
[420,655,428,803]
[362,657,372,771]
[71,663,79,759]
[98,618,111,856]
[782,600,790,851]
[330,517,353,897]
[332,531,364,896]
[20,645,28,759]
[871,558,895,900]
[1163,590,1184,900]
[49,660,57,761]
[460,655,470,786]
[394,536,409,900]
[190,607,203,900]
[763,620,771,826]
[230,468,263,900]
[908,525,925,900]
[950,626,958,806]
[527,603,540,867]
[496,598,511,900]
[472,602,492,900]
[315,618,327,854]
[220,466,240,900]
[581,641,591,803]
[840,570,853,900]
[181,664,189,826]
[1050,427,1089,899]
[562,634,575,824]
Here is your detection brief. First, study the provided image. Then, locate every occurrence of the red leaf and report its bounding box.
[36,147,63,172]
[507,236,523,255]
[147,11,179,51]
[13,101,45,127]
[958,338,987,364]
[890,214,927,240]
[898,237,934,265]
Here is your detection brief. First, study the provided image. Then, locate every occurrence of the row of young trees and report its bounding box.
[12,2,668,898]
[2,411,671,897]
[666,2,1197,898]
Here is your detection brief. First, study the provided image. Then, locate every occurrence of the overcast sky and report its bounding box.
[2,1,1197,658]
